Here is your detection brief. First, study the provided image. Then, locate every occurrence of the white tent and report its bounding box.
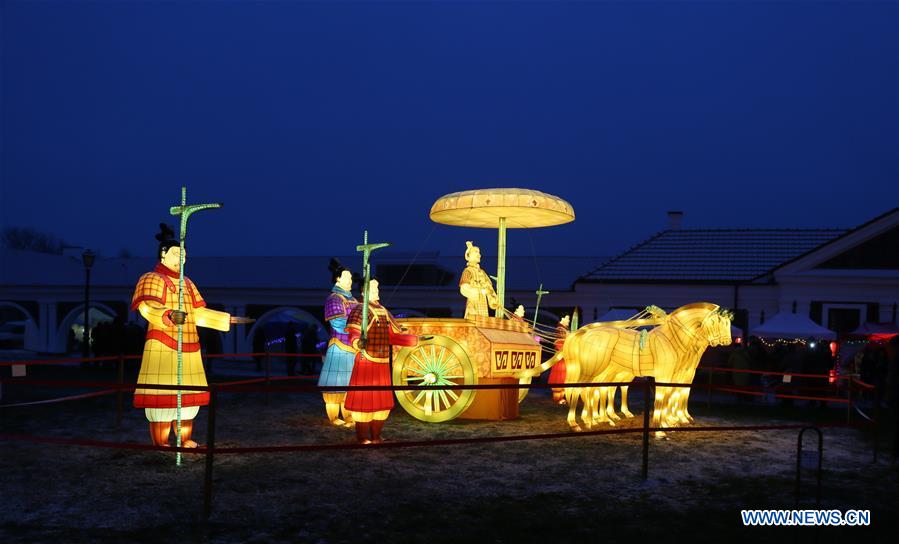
[849,322,899,336]
[752,312,836,340]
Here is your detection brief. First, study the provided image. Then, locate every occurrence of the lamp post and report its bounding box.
[82,249,95,364]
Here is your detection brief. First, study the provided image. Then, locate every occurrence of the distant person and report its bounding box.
[252,331,266,372]
[300,324,321,375]
[728,341,753,403]
[285,321,299,376]
[780,343,804,406]
[884,336,899,466]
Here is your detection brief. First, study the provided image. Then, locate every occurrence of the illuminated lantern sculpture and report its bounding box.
[529,303,732,436]
[344,278,418,444]
[132,223,251,448]
[459,241,498,319]
[546,315,570,404]
[511,305,526,322]
[317,264,359,427]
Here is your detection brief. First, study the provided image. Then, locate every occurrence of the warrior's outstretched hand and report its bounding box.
[230,316,255,325]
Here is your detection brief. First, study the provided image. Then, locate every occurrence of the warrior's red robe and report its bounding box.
[344,302,417,412]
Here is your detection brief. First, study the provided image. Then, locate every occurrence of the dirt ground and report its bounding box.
[1,366,897,543]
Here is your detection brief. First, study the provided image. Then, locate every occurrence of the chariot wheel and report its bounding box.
[393,335,477,422]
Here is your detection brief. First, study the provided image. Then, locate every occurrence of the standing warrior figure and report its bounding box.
[547,314,570,405]
[459,241,498,319]
[131,224,248,447]
[344,279,418,444]
[318,265,359,427]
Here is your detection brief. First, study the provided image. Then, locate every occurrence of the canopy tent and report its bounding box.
[849,322,899,339]
[752,312,836,341]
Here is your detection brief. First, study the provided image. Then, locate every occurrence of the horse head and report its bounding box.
[702,307,734,347]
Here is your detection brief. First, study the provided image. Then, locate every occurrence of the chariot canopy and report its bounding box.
[429,188,575,317]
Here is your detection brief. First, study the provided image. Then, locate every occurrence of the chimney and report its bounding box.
[667,211,683,230]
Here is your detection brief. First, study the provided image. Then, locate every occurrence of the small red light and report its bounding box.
[829,341,838,357]
[734,337,742,344]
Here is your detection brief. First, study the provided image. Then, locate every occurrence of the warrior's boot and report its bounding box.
[370,419,386,444]
[340,402,355,428]
[355,422,372,444]
[175,420,198,448]
[325,403,345,426]
[552,388,566,404]
[149,422,171,447]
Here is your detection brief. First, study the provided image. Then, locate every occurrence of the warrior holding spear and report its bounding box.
[343,232,419,444]
[131,188,251,460]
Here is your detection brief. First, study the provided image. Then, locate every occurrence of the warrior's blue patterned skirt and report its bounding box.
[317,342,356,392]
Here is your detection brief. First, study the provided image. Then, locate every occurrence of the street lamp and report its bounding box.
[82,249,95,364]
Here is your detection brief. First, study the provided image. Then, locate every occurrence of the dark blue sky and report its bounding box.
[1,1,897,260]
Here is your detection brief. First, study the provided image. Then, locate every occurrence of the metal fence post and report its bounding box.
[116,354,124,428]
[203,385,217,521]
[795,426,823,508]
[642,377,653,481]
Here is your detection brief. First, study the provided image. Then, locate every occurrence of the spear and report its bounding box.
[532,283,549,330]
[169,186,222,466]
[355,231,390,345]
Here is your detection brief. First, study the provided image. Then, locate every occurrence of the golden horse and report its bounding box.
[529,303,732,434]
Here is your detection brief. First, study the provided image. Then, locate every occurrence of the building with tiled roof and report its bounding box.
[574,209,899,338]
[2,207,897,354]
[582,228,844,283]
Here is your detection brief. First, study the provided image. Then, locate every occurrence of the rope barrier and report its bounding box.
[0,421,869,455]
[0,352,322,367]
[0,389,118,408]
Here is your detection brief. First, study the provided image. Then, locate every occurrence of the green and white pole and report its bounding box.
[355,230,390,344]
[532,284,549,330]
[495,217,506,318]
[169,187,222,466]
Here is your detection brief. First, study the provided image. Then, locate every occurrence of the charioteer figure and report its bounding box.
[459,241,497,319]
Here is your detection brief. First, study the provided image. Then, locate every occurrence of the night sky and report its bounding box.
[1,1,896,260]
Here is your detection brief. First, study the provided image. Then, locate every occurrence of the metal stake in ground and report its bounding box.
[169,187,223,466]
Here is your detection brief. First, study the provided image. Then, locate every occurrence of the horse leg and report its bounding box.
[665,389,682,427]
[580,387,594,429]
[620,385,635,418]
[605,386,621,422]
[675,387,691,424]
[653,386,671,438]
[566,388,581,432]
[589,388,602,426]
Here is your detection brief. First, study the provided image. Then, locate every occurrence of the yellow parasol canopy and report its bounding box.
[430,188,575,229]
